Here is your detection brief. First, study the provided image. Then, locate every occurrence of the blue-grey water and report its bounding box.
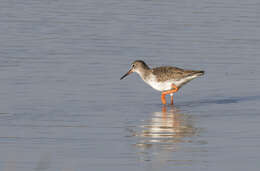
[0,0,260,170]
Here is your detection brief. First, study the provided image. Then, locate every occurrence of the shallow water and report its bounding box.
[0,0,260,170]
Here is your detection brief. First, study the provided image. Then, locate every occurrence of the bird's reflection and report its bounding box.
[132,105,198,150]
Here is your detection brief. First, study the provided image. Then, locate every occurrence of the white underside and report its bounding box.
[143,74,199,92]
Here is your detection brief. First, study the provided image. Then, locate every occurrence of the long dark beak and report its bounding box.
[120,68,133,80]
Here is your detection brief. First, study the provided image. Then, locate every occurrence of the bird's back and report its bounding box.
[151,66,204,87]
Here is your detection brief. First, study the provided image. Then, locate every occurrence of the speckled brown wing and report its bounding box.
[152,66,203,82]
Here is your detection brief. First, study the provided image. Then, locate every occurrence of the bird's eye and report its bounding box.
[132,64,135,68]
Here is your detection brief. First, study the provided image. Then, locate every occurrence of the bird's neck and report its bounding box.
[136,67,151,81]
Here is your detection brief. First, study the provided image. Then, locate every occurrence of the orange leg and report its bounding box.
[161,84,178,105]
[170,94,174,105]
[161,94,167,104]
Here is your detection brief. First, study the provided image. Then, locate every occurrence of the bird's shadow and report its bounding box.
[178,95,260,107]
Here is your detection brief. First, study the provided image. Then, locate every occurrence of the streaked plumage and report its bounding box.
[120,60,204,104]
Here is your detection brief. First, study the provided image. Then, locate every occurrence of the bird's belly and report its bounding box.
[146,80,173,92]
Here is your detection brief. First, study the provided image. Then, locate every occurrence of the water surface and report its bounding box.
[0,0,260,170]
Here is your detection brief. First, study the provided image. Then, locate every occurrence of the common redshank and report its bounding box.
[120,60,204,105]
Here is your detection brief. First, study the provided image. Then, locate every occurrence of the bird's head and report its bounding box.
[120,60,149,80]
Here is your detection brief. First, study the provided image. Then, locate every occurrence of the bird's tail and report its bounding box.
[194,70,205,76]
[177,70,205,88]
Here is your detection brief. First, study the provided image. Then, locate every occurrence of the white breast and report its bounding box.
[142,74,199,92]
[143,75,173,92]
